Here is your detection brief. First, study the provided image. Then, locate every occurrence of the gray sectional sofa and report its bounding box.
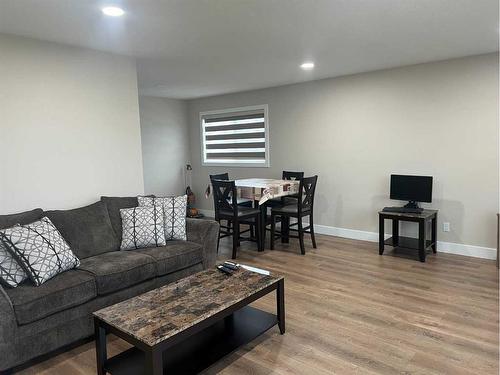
[0,196,219,372]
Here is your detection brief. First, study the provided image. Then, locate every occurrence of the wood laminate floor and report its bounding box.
[18,234,499,374]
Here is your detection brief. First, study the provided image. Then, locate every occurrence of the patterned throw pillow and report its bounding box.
[0,217,80,286]
[120,206,166,250]
[138,195,187,241]
[0,240,28,288]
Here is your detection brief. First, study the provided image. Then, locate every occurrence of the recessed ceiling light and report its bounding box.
[102,6,125,17]
[300,62,315,70]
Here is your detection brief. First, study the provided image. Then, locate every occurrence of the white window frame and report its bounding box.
[200,104,270,168]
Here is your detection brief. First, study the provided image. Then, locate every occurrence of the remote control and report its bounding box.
[223,261,239,270]
[217,265,234,275]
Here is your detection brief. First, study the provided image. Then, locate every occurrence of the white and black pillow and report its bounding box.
[120,206,166,250]
[0,240,28,288]
[0,217,80,286]
[138,195,187,241]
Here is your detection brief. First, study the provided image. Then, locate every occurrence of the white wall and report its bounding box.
[187,54,499,250]
[139,96,189,196]
[0,34,144,213]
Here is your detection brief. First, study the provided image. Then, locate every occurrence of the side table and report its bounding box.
[379,210,438,262]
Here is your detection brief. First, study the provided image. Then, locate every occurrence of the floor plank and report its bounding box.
[17,233,499,374]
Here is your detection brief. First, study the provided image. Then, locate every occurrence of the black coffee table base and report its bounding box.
[95,279,285,375]
[101,306,276,375]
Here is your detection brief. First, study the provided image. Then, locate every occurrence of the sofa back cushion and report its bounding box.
[101,196,145,243]
[0,208,44,229]
[45,201,119,259]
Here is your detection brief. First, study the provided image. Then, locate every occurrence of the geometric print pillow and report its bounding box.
[138,195,187,241]
[0,217,80,286]
[0,240,28,288]
[120,206,166,251]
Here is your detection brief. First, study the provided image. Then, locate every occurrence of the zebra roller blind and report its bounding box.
[201,105,269,167]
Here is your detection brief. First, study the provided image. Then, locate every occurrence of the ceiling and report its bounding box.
[0,0,498,99]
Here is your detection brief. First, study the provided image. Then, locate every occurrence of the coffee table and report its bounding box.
[93,267,285,375]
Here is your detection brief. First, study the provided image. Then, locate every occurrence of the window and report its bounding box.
[200,105,269,167]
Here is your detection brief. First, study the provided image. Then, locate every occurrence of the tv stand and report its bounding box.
[378,209,438,262]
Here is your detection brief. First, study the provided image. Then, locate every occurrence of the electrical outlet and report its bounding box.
[443,222,450,232]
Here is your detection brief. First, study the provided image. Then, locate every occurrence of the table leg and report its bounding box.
[94,318,107,375]
[418,219,426,262]
[392,219,399,247]
[431,216,437,253]
[145,348,163,375]
[277,279,285,334]
[379,215,385,255]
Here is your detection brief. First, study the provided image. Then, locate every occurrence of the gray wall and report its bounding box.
[187,54,499,249]
[0,34,144,213]
[139,96,190,196]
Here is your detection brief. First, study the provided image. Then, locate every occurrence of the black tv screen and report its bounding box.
[390,175,433,203]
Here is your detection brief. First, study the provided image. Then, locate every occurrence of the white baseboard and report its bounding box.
[313,224,496,260]
[199,209,496,260]
[432,241,496,260]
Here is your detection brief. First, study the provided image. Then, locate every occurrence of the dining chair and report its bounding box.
[209,173,254,241]
[263,171,305,245]
[209,173,253,207]
[270,175,318,255]
[266,171,304,208]
[211,179,263,259]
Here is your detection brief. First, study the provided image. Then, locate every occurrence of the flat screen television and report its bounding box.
[390,174,433,208]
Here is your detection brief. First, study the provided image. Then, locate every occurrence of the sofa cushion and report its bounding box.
[45,201,119,259]
[135,240,203,276]
[79,251,156,295]
[0,208,44,229]
[5,269,96,325]
[100,196,139,243]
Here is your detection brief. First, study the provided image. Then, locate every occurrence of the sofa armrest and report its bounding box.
[186,218,219,268]
[0,285,16,343]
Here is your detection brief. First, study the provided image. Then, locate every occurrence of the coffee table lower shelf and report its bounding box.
[103,306,277,375]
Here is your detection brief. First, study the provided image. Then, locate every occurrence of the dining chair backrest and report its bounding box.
[211,179,238,218]
[297,175,318,215]
[209,173,229,181]
[282,171,304,181]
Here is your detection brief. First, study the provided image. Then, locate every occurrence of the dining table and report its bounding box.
[238,178,301,249]
[207,178,300,249]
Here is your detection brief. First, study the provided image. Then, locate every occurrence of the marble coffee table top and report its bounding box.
[93,267,283,347]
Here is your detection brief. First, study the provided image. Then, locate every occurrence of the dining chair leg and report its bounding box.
[281,216,290,243]
[270,214,276,250]
[259,204,267,250]
[232,220,239,259]
[298,217,305,255]
[216,219,221,253]
[256,215,262,252]
[250,224,254,240]
[310,214,317,249]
